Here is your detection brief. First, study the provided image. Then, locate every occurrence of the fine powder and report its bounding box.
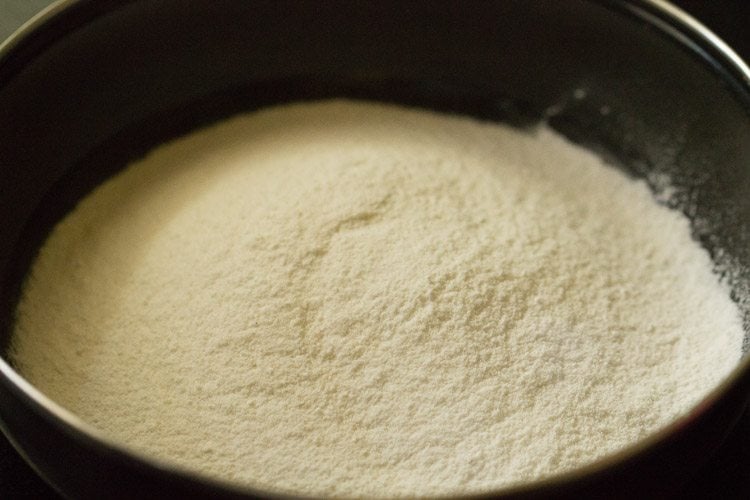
[11,100,744,497]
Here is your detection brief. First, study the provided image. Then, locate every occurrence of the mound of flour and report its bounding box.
[11,100,743,497]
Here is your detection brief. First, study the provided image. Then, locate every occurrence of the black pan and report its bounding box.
[0,1,749,498]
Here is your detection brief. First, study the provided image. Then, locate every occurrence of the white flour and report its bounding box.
[11,100,743,497]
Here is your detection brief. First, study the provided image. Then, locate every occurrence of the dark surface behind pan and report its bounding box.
[0,0,749,498]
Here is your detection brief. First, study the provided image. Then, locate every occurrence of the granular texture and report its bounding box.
[11,100,743,497]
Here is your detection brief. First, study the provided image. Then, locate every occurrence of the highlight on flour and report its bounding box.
[10,100,744,498]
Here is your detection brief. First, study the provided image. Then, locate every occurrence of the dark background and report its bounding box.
[0,0,749,498]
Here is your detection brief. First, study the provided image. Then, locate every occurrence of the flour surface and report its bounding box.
[11,100,743,497]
